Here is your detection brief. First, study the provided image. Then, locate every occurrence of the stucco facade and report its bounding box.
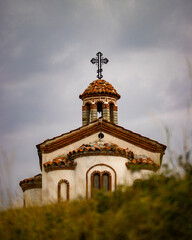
[19,79,166,206]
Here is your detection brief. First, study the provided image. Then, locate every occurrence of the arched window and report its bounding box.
[91,171,111,197]
[97,102,103,118]
[110,103,114,123]
[58,179,69,202]
[85,103,91,124]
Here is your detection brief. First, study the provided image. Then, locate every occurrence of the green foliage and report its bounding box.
[0,170,192,240]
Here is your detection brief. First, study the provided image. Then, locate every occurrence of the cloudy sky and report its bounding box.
[0,0,192,204]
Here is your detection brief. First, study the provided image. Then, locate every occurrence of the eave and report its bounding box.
[36,119,167,169]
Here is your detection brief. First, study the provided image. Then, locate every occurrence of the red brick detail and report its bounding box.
[113,106,118,111]
[90,104,97,109]
[103,104,110,109]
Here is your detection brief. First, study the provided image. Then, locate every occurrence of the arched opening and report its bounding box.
[97,102,103,118]
[91,171,111,197]
[58,179,69,202]
[110,103,114,123]
[85,103,91,124]
[86,164,116,199]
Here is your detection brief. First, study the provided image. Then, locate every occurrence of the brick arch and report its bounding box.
[133,179,142,185]
[102,170,112,176]
[58,179,70,202]
[83,100,92,106]
[86,164,117,199]
[94,99,105,104]
[108,100,116,105]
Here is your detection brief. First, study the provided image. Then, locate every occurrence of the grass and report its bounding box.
[0,166,192,240]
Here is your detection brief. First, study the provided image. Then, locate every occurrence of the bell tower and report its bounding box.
[79,79,120,125]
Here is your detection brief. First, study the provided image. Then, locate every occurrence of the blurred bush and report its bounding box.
[0,164,192,240]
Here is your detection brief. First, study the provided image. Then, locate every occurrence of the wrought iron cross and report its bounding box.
[90,52,109,79]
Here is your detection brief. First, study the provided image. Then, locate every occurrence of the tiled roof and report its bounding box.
[44,155,77,172]
[67,141,134,160]
[79,79,121,100]
[126,156,160,171]
[19,174,42,192]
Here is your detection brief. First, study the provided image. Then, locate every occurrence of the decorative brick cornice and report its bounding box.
[125,157,160,172]
[44,156,77,173]
[19,174,42,192]
[36,119,166,169]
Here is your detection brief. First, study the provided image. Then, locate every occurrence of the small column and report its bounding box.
[91,104,97,122]
[82,105,87,126]
[113,106,118,125]
[103,103,110,121]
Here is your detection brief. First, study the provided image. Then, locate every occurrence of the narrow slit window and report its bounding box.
[93,173,100,189]
[97,102,103,118]
[103,174,109,192]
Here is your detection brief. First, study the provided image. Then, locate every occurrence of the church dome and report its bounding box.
[79,79,121,100]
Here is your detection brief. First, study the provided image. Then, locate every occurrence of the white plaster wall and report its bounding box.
[75,155,154,198]
[24,188,42,207]
[42,170,75,204]
[42,155,156,203]
[41,133,100,204]
[42,133,100,165]
[102,133,161,164]
[75,155,128,198]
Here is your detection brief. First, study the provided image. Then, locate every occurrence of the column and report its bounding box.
[113,106,118,125]
[91,104,97,122]
[103,103,110,121]
[82,105,87,126]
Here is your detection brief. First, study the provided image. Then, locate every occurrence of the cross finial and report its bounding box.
[90,52,109,79]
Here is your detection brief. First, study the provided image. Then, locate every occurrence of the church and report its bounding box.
[19,52,166,207]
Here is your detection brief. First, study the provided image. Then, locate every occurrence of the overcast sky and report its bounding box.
[0,0,192,205]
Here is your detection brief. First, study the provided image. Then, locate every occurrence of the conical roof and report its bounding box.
[79,79,121,100]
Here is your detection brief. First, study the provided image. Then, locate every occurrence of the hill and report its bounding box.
[0,169,192,240]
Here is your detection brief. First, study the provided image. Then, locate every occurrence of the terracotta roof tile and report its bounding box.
[44,155,77,172]
[126,155,160,171]
[19,174,42,192]
[67,141,134,160]
[79,79,121,100]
